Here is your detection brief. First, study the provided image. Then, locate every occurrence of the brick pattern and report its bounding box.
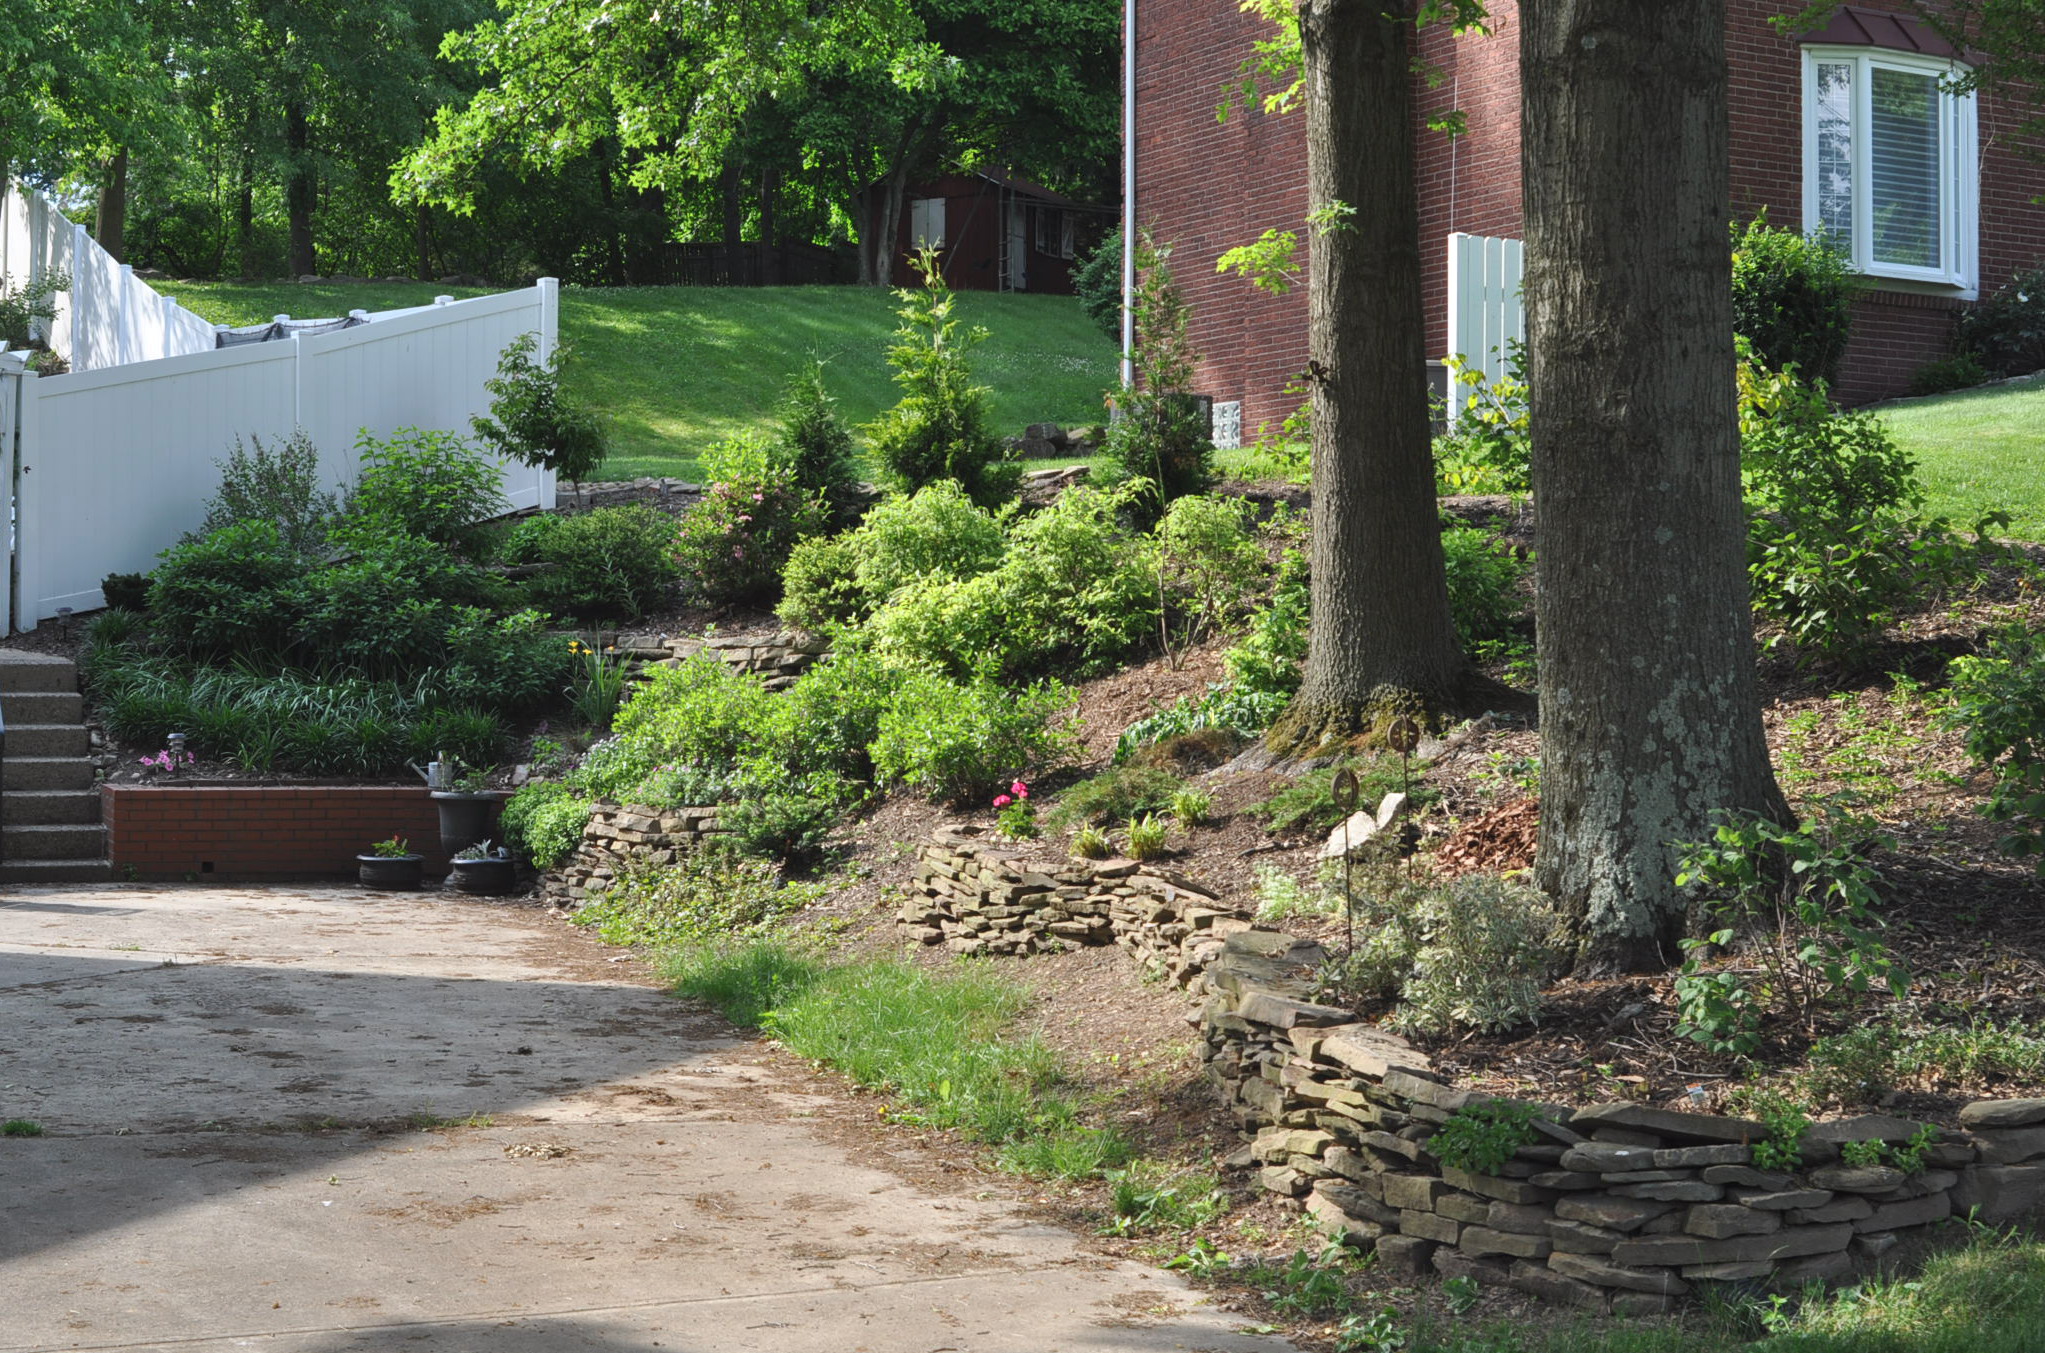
[103,785,447,881]
[1138,0,2045,421]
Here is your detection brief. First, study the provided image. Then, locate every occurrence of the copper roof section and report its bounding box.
[1802,5,1962,59]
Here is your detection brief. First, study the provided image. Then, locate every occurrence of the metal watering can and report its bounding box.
[409,752,457,792]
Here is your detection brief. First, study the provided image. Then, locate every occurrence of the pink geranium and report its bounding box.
[1010,780,1029,800]
[993,794,1012,808]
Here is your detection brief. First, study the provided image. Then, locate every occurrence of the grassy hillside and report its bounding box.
[158,281,1121,481]
[1873,377,2045,542]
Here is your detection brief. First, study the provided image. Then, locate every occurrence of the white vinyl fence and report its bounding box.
[0,281,559,632]
[1,183,217,370]
[1443,231,1525,389]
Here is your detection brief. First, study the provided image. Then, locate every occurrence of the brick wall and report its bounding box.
[1139,0,2044,421]
[104,785,448,882]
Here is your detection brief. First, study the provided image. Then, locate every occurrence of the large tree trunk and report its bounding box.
[760,167,781,285]
[1271,0,1496,754]
[237,140,256,277]
[1521,0,1787,973]
[96,148,128,262]
[414,203,433,281]
[284,102,316,276]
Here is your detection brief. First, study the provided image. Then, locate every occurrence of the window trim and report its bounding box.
[911,196,947,250]
[1801,45,1978,296]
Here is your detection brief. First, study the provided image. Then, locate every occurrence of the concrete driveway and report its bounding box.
[0,885,1297,1353]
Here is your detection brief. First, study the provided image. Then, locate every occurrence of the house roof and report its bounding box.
[971,170,1114,214]
[1803,5,1961,59]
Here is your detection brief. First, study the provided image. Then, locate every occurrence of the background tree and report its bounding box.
[1520,0,1787,972]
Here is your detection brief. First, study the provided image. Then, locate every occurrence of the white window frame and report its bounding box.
[1801,45,1978,295]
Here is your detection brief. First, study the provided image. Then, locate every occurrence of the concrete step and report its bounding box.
[0,789,102,825]
[0,651,78,693]
[2,757,96,792]
[0,690,82,724]
[1,724,89,757]
[2,823,105,860]
[0,857,113,883]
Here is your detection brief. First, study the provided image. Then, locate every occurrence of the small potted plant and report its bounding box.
[448,839,515,896]
[430,759,505,857]
[358,836,425,890]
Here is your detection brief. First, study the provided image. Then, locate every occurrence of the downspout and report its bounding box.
[1120,0,1136,389]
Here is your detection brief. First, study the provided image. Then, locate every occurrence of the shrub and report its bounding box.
[1434,345,1531,495]
[1114,685,1286,762]
[1052,766,1185,827]
[336,427,506,556]
[471,332,608,482]
[1158,494,1264,655]
[1910,351,1990,397]
[1393,876,1565,1036]
[777,360,864,528]
[671,433,829,605]
[149,521,308,659]
[291,536,499,677]
[99,573,151,612]
[776,651,897,783]
[572,843,810,946]
[1949,626,2045,870]
[1102,230,1213,519]
[193,430,339,554]
[499,781,593,868]
[1440,525,1526,648]
[720,770,851,863]
[776,533,867,635]
[1223,546,1309,700]
[1730,215,1859,388]
[502,504,679,620]
[1072,226,1124,342]
[865,248,1019,508]
[1124,814,1169,860]
[845,479,1007,600]
[435,607,571,714]
[1955,263,2045,378]
[0,268,66,348]
[609,654,779,776]
[872,671,1080,803]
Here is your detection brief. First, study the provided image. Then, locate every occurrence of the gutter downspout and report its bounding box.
[1120,0,1136,390]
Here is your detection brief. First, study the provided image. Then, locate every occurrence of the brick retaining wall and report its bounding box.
[103,783,446,881]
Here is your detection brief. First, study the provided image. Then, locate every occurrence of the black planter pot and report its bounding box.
[449,855,516,896]
[431,791,504,858]
[357,854,425,890]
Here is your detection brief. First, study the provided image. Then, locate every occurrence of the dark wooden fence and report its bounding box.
[649,242,857,287]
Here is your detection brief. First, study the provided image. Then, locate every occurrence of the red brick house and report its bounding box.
[1134,0,2045,434]
[885,170,1114,294]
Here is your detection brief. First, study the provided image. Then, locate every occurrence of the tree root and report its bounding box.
[1264,669,1535,760]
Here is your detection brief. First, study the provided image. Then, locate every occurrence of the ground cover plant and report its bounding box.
[159,281,1120,481]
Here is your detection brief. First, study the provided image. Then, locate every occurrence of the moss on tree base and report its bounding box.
[1263,669,1533,759]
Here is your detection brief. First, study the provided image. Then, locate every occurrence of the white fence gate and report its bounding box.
[0,183,217,370]
[1444,231,1525,389]
[1,281,559,632]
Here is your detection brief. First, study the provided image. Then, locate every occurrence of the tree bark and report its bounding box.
[414,203,433,281]
[237,140,256,277]
[720,160,746,284]
[285,102,317,276]
[96,148,128,262]
[1520,0,1788,973]
[1272,0,1499,754]
[761,167,781,285]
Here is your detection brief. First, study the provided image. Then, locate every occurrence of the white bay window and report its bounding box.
[1803,46,1977,293]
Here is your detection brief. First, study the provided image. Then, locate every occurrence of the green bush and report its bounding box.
[1051,766,1185,827]
[1440,525,1526,648]
[777,360,864,528]
[99,573,151,613]
[776,651,897,783]
[499,781,593,868]
[865,248,1019,509]
[336,427,506,556]
[148,521,309,659]
[671,432,829,605]
[610,654,779,776]
[572,843,809,946]
[776,533,867,634]
[872,671,1080,803]
[1114,685,1287,762]
[1434,346,1531,495]
[193,430,339,554]
[1910,351,1991,397]
[779,481,1007,638]
[471,332,608,483]
[1158,494,1264,654]
[1102,231,1212,518]
[1949,626,2045,871]
[1394,876,1566,1036]
[1223,546,1309,700]
[1072,227,1124,342]
[1730,215,1859,388]
[291,536,499,678]
[435,607,571,714]
[1955,263,2045,378]
[502,504,679,620]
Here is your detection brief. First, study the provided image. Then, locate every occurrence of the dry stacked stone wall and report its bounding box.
[542,803,726,906]
[902,825,2045,1308]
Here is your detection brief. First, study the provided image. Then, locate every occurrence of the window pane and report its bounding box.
[1870,66,1942,269]
[1815,61,1854,245]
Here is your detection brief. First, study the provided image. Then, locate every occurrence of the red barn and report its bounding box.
[885,170,1114,294]
[1133,0,2045,435]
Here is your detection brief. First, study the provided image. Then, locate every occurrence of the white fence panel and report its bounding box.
[1444,232,1525,389]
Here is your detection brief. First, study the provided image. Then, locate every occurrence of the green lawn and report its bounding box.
[158,280,1121,482]
[1875,377,2045,541]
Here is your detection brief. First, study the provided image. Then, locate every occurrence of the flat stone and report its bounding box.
[1530,1171,1607,1191]
[1433,1249,1514,1288]
[1382,1067,1467,1110]
[1612,1181,1722,1202]
[1319,809,1383,861]
[1318,1026,1432,1078]
[1547,1219,1625,1254]
[1612,1291,1684,1316]
[1460,1226,1552,1260]
[1436,1192,1491,1226]
[1702,1165,1796,1189]
[1259,1165,1307,1196]
[1959,1099,2045,1130]
[1853,1231,1900,1261]
[1684,1204,1782,1238]
[1254,1127,1333,1161]
[1485,1201,1556,1236]
[1808,1114,1939,1146]
[1547,1251,1691,1296]
[1773,1251,1853,1287]
[1380,1174,1448,1212]
[1611,1222,1854,1268]
[1599,1169,1691,1184]
[1680,1259,1775,1281]
[1950,1164,2045,1224]
[1306,1191,1388,1245]
[1554,1195,1673,1233]
[1363,1130,1427,1164]
[1810,1165,1907,1193]
[1654,1144,1750,1169]
[1855,1192,1950,1233]
[1561,1143,1660,1174]
[1237,990,1355,1029]
[1589,1128,1664,1147]
[1790,1195,1875,1225]
[1374,1234,1437,1276]
[1570,1103,1767,1144]
[1975,1127,2045,1166]
[1439,1166,1555,1206]
[1732,1187,1833,1211]
[1509,1259,1610,1311]
[1321,1146,1375,1184]
[1399,1209,1460,1244]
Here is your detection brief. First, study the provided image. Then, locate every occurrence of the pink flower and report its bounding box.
[752,492,764,502]
[992,794,1012,809]
[1010,780,1030,799]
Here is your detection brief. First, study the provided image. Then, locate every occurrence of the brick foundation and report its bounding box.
[103,783,449,881]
